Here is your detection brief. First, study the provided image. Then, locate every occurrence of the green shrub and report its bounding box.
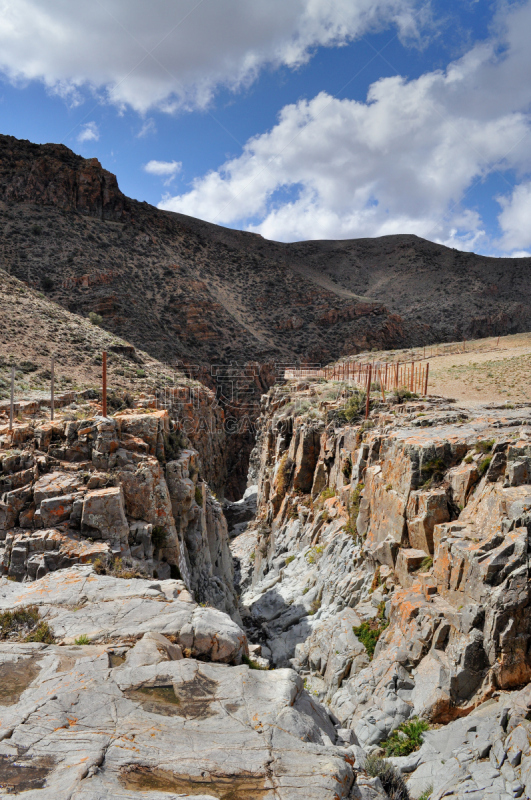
[41,275,54,292]
[364,755,410,800]
[338,390,367,423]
[353,604,388,660]
[151,526,168,550]
[75,634,91,645]
[88,311,103,326]
[390,388,417,404]
[382,717,429,757]
[195,485,203,505]
[0,605,54,643]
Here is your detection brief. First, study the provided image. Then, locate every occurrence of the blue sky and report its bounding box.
[1,0,531,256]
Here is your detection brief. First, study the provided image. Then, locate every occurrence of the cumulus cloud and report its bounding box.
[497,183,531,252]
[144,159,182,185]
[0,0,426,113]
[77,122,99,143]
[159,1,531,251]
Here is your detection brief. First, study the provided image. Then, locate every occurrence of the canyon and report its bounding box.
[0,133,531,799]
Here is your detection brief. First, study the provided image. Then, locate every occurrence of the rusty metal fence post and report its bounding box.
[102,351,107,418]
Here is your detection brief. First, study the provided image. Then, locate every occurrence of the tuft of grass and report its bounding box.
[242,654,269,670]
[364,754,410,800]
[306,545,323,565]
[285,555,295,565]
[382,717,429,757]
[464,454,474,464]
[475,438,495,454]
[194,485,203,506]
[276,452,294,497]
[345,482,364,538]
[26,621,54,644]
[418,788,433,800]
[478,455,492,475]
[309,598,321,615]
[317,487,336,505]
[74,634,91,645]
[419,556,433,572]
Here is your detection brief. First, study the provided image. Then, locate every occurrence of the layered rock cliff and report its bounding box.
[232,375,531,798]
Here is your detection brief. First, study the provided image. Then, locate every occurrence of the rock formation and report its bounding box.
[230,375,531,797]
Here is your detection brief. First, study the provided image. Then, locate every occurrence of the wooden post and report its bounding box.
[50,356,55,422]
[410,361,414,392]
[379,367,386,402]
[365,364,372,418]
[102,351,107,418]
[424,363,429,395]
[9,365,14,432]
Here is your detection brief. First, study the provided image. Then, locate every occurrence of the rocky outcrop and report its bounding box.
[0,134,126,220]
[234,377,531,779]
[0,403,238,619]
[0,644,356,799]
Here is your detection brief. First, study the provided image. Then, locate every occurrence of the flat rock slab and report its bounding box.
[0,643,354,799]
[0,566,247,663]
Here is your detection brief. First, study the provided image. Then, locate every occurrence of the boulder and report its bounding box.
[81,486,129,549]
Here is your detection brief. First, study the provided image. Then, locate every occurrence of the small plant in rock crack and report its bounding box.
[75,634,91,646]
[151,526,168,551]
[475,438,495,454]
[353,602,388,660]
[420,458,446,486]
[478,455,492,475]
[363,755,410,800]
[306,545,323,565]
[242,654,269,670]
[382,717,430,757]
[418,787,433,800]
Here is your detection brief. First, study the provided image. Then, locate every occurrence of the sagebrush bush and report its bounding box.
[364,755,410,800]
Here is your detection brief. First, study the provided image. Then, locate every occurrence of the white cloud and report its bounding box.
[497,182,531,252]
[77,121,99,143]
[0,0,426,113]
[159,1,531,251]
[144,159,182,185]
[137,118,157,138]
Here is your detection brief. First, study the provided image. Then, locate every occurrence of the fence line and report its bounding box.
[284,359,430,399]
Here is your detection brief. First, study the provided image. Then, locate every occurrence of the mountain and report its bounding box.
[2,131,531,496]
